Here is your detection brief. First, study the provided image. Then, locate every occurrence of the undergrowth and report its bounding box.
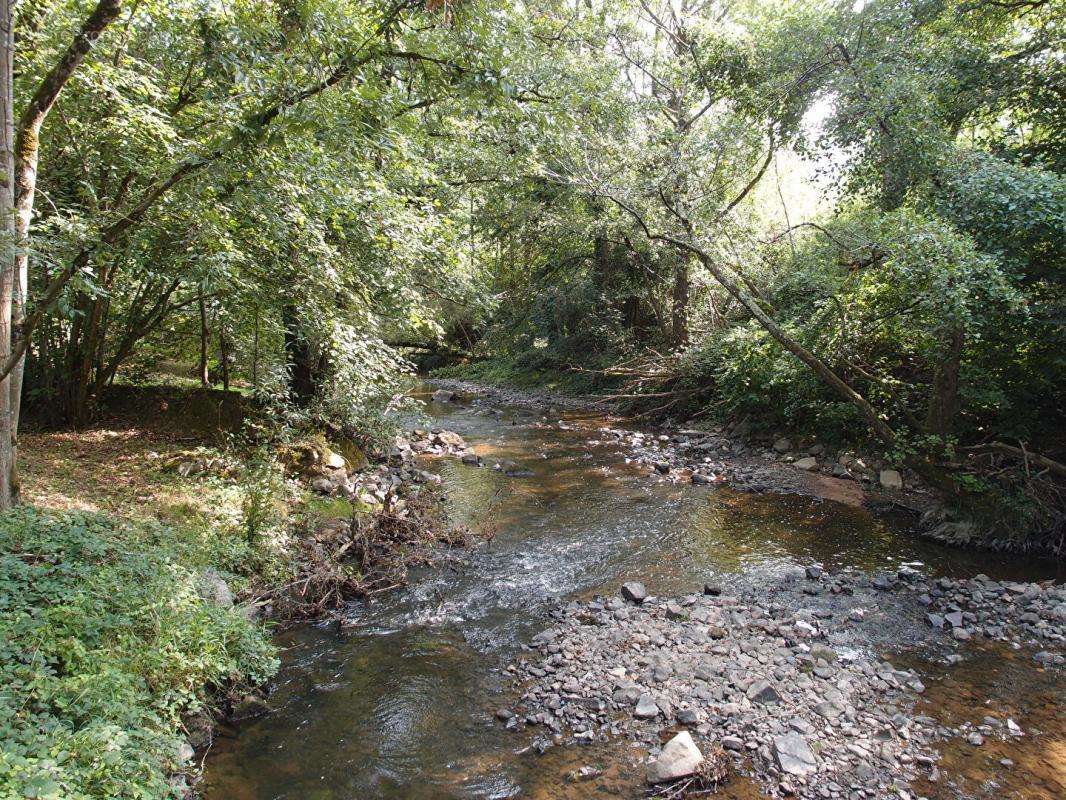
[0,508,277,800]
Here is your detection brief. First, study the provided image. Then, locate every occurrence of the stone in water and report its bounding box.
[646,731,704,784]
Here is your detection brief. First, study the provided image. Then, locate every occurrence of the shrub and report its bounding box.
[0,508,277,800]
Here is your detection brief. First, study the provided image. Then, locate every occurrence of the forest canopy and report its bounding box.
[0,0,1061,535]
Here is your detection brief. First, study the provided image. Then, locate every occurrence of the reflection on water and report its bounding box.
[904,644,1065,799]
[203,390,1061,800]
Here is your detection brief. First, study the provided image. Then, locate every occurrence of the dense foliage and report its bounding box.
[0,0,1062,795]
[0,508,275,799]
[10,1,1057,453]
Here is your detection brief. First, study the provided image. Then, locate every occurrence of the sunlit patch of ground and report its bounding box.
[21,425,226,523]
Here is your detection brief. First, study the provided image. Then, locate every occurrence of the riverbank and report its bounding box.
[9,384,466,798]
[431,374,1063,555]
[432,377,931,512]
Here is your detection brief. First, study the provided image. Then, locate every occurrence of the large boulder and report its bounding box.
[433,429,466,448]
[794,457,818,471]
[432,389,456,403]
[773,437,792,453]
[647,731,704,784]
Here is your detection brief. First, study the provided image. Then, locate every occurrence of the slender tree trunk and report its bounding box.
[251,307,260,389]
[8,0,123,491]
[198,292,210,387]
[616,202,900,448]
[695,246,895,445]
[218,323,230,391]
[670,257,690,346]
[0,0,15,508]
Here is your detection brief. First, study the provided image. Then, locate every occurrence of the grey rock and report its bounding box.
[747,680,781,704]
[634,694,660,719]
[774,733,817,777]
[197,569,234,608]
[647,731,704,784]
[879,469,903,490]
[621,582,648,604]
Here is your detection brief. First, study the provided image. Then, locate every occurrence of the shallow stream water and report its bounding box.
[202,387,1062,799]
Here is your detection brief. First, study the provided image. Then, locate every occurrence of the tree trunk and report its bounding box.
[7,0,122,492]
[283,304,319,407]
[0,0,15,508]
[198,293,210,387]
[252,307,260,388]
[926,326,964,442]
[619,207,900,449]
[218,323,230,391]
[670,257,690,345]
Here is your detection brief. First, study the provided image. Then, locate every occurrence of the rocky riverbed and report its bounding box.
[505,568,1064,798]
[203,383,1062,800]
[432,379,928,510]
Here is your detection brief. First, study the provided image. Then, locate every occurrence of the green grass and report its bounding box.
[0,507,277,800]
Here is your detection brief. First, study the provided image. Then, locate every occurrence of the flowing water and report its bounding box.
[202,387,1063,800]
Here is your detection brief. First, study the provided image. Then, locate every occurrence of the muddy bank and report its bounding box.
[509,569,1064,798]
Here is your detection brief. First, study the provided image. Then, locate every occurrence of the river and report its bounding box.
[202,386,1063,799]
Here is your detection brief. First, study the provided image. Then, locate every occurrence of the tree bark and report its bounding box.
[7,0,122,493]
[198,293,210,387]
[252,307,260,389]
[218,322,230,391]
[283,304,319,407]
[670,257,690,346]
[926,326,963,442]
[0,0,15,508]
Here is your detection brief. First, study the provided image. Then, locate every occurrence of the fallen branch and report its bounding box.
[964,442,1066,479]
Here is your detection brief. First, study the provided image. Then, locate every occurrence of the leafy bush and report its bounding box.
[0,508,277,800]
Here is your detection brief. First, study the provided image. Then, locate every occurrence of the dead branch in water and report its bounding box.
[271,484,470,617]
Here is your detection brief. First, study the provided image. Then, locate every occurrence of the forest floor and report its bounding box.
[22,386,245,520]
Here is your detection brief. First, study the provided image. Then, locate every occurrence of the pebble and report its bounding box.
[502,566,1063,799]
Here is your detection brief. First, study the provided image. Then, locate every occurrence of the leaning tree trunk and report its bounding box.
[0,0,15,508]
